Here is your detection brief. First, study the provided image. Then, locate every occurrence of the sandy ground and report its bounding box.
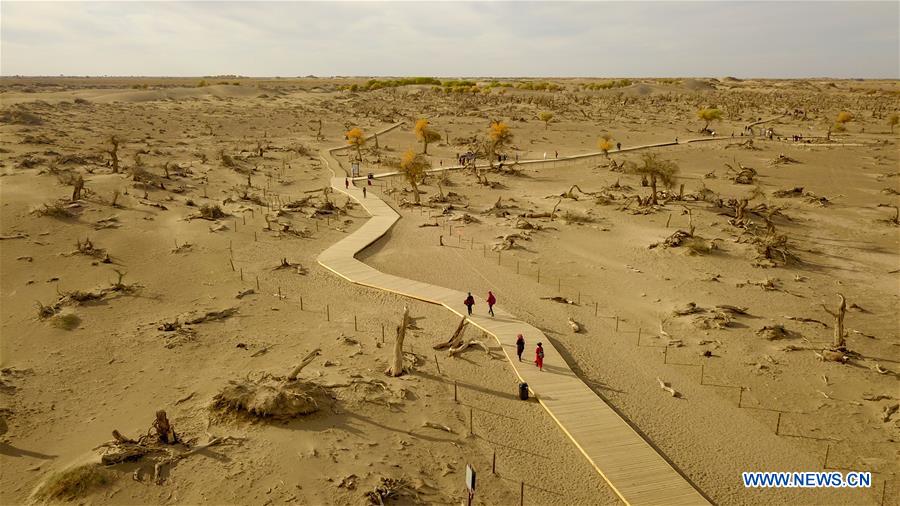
[1,76,898,505]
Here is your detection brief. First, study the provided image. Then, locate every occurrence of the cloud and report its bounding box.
[1,1,897,78]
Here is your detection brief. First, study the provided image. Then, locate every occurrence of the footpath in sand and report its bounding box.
[316,135,709,506]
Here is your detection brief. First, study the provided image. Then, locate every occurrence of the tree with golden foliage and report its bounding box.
[836,111,854,125]
[538,112,554,130]
[346,127,365,161]
[414,119,442,155]
[825,112,853,140]
[487,120,513,168]
[697,108,723,133]
[631,153,679,206]
[597,134,614,157]
[400,149,429,204]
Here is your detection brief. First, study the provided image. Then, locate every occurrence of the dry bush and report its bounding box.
[199,204,226,220]
[212,379,322,419]
[36,272,140,319]
[753,233,799,266]
[51,310,81,330]
[70,237,107,259]
[219,149,237,169]
[561,210,595,224]
[364,477,413,505]
[682,236,716,255]
[212,349,324,419]
[32,201,76,219]
[31,463,113,502]
[0,108,43,125]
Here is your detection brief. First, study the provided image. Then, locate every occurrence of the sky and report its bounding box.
[1,1,898,78]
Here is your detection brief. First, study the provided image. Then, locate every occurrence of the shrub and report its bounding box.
[51,311,81,330]
[32,464,113,501]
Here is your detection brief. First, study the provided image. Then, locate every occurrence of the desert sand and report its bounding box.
[1,76,898,505]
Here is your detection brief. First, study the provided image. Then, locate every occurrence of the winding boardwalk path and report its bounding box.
[317,127,711,506]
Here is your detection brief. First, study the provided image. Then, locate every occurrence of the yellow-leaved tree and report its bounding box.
[834,111,853,133]
[538,112,554,130]
[697,108,723,133]
[400,149,429,204]
[346,127,365,160]
[488,120,512,167]
[414,119,442,154]
[631,153,679,206]
[825,112,853,140]
[597,134,614,157]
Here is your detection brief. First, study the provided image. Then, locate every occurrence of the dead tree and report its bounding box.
[288,348,321,380]
[152,410,177,444]
[549,199,562,220]
[107,136,121,173]
[385,307,410,377]
[822,294,847,349]
[71,174,85,201]
[433,316,467,350]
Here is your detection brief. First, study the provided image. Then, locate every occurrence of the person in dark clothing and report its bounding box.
[486,291,496,317]
[345,178,349,189]
[464,292,475,315]
[616,142,621,151]
[535,342,545,371]
[362,186,367,198]
[515,334,525,361]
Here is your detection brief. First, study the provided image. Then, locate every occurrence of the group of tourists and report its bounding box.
[517,334,544,371]
[463,291,545,371]
[457,152,476,166]
[463,291,495,316]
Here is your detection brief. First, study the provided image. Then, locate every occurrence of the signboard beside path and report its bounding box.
[465,464,476,505]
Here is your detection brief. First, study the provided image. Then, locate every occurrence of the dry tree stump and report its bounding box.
[822,294,847,350]
[385,307,410,377]
[153,411,177,444]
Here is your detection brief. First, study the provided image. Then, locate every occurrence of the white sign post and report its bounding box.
[465,464,476,505]
[351,162,360,177]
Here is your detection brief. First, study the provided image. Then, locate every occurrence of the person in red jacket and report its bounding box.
[486,291,496,317]
[464,292,475,315]
[535,342,544,371]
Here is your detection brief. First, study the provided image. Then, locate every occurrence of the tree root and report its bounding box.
[656,377,680,397]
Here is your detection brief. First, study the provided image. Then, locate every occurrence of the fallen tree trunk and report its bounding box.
[287,348,322,380]
[433,316,467,350]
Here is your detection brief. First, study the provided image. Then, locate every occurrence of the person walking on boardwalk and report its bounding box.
[534,342,545,371]
[345,177,349,189]
[362,186,367,198]
[516,334,525,361]
[464,292,475,316]
[486,291,496,317]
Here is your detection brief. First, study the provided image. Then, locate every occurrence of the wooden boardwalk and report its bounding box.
[317,138,710,506]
